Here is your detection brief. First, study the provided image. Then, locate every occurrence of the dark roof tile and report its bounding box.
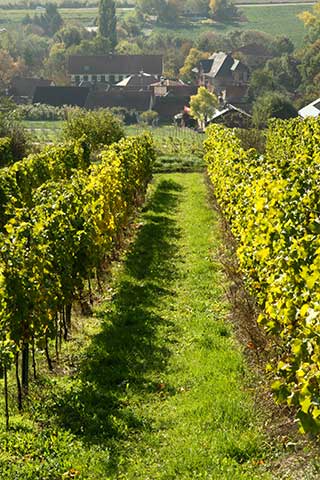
[68,55,163,75]
[85,89,152,111]
[11,77,53,98]
[33,86,90,107]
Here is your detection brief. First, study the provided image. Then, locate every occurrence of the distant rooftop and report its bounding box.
[299,98,320,118]
[33,86,90,107]
[68,54,163,76]
[115,72,158,88]
[198,53,246,79]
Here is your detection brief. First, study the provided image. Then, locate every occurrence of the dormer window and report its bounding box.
[84,65,90,72]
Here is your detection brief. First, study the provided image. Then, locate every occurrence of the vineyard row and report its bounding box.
[205,119,320,434]
[0,132,155,421]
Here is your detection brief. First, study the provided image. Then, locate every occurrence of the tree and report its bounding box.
[19,34,50,74]
[252,92,298,128]
[248,69,279,100]
[209,0,240,21]
[139,110,159,125]
[64,109,124,150]
[119,12,142,38]
[156,0,183,24]
[271,35,294,56]
[136,0,183,25]
[265,55,301,93]
[297,38,320,90]
[185,0,209,16]
[299,2,320,43]
[54,25,87,48]
[44,43,68,84]
[115,40,143,55]
[31,3,63,37]
[98,0,117,50]
[190,86,218,129]
[179,48,209,82]
[69,36,111,55]
[0,50,25,90]
[196,31,231,53]
[0,106,31,161]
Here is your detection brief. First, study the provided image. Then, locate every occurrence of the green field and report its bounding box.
[0,0,130,5]
[0,6,131,27]
[154,4,310,47]
[242,4,309,46]
[0,0,313,4]
[0,3,310,46]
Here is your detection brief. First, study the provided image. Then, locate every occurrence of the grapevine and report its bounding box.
[205,119,320,433]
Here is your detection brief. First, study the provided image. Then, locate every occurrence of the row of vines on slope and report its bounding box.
[205,119,320,434]
[0,131,155,425]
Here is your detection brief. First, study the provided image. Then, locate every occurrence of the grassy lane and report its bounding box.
[59,172,270,479]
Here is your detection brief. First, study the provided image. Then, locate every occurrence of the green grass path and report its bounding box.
[76,172,270,479]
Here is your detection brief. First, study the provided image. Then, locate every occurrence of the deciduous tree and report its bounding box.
[209,0,239,21]
[252,92,298,128]
[99,0,117,50]
[179,48,209,82]
[0,50,25,90]
[190,86,218,129]
[299,2,320,43]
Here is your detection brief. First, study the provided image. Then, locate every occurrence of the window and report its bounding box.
[100,75,106,82]
[109,75,115,84]
[83,75,88,81]
[84,65,90,72]
[118,75,123,82]
[75,75,80,84]
[92,75,97,83]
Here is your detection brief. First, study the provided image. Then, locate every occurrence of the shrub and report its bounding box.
[17,104,68,121]
[252,92,298,128]
[0,113,31,161]
[234,128,266,154]
[139,110,159,126]
[0,137,13,167]
[110,107,138,125]
[64,108,124,149]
